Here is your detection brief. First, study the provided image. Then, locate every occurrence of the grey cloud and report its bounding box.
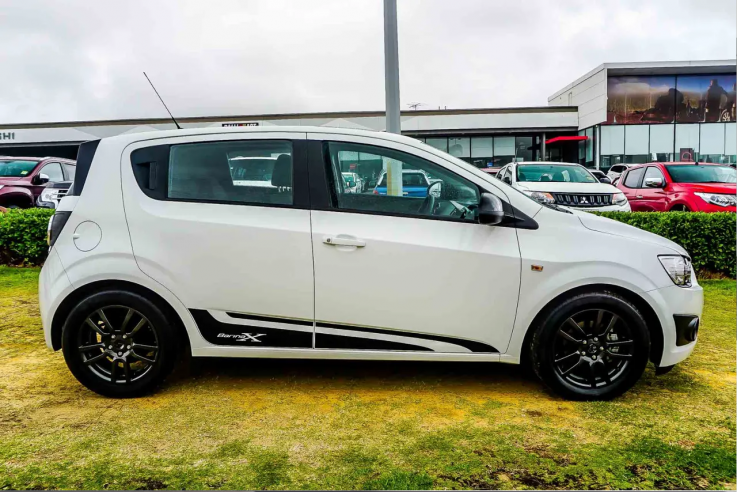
[0,0,734,123]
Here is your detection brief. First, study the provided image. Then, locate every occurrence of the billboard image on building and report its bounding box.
[675,74,736,123]
[606,75,677,124]
[607,74,737,125]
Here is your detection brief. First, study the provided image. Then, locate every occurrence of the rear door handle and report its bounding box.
[323,235,366,247]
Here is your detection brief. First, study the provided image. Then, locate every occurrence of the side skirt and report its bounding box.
[191,346,503,362]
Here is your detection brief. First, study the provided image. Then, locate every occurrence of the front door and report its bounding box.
[121,132,316,349]
[637,166,669,211]
[308,134,522,354]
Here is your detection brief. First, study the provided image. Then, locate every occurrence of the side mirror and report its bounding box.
[427,181,442,198]
[32,173,50,185]
[478,193,506,226]
[598,176,612,184]
[644,177,664,188]
[503,176,512,185]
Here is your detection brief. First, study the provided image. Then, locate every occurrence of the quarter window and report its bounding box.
[167,140,293,205]
[326,142,480,221]
[622,168,645,188]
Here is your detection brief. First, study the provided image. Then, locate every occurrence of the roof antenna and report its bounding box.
[143,72,181,129]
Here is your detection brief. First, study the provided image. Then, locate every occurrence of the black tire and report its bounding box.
[529,290,650,401]
[61,290,180,397]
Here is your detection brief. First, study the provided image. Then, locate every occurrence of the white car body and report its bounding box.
[497,161,631,212]
[607,164,631,182]
[39,127,701,398]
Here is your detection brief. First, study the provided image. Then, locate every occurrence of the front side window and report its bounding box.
[168,140,293,205]
[642,166,665,185]
[665,165,736,184]
[327,142,480,222]
[516,164,597,183]
[40,163,64,182]
[0,159,37,177]
[623,167,645,188]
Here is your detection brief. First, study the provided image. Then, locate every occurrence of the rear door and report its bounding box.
[121,132,316,349]
[307,133,522,354]
[618,167,645,210]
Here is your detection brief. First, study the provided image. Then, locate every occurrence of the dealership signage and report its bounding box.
[0,132,15,141]
[222,122,259,127]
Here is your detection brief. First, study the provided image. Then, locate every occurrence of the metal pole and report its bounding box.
[383,0,401,134]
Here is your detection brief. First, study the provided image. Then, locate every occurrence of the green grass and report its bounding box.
[0,266,734,490]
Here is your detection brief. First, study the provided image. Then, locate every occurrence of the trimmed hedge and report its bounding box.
[0,208,735,277]
[0,208,54,266]
[598,211,736,278]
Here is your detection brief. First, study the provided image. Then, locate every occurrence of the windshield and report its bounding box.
[0,160,37,177]
[665,165,736,184]
[378,173,428,187]
[517,164,597,183]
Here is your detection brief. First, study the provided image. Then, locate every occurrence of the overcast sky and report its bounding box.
[0,0,734,124]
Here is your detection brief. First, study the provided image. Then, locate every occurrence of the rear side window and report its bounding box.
[623,168,645,188]
[167,140,293,205]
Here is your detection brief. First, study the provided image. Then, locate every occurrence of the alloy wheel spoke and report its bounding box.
[132,343,158,351]
[588,362,597,388]
[110,359,119,383]
[601,360,613,385]
[84,352,108,365]
[606,350,632,359]
[555,351,580,364]
[128,318,147,337]
[565,318,587,338]
[97,309,114,333]
[561,358,584,376]
[85,318,106,336]
[607,340,633,347]
[131,351,156,364]
[123,359,131,384]
[557,329,581,344]
[595,310,604,333]
[600,314,619,338]
[79,343,105,352]
[120,308,134,334]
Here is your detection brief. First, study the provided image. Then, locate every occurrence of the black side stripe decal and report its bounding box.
[316,322,498,353]
[191,309,312,348]
[316,333,432,352]
[226,312,313,326]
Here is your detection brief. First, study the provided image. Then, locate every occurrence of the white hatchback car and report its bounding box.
[40,127,701,400]
[497,161,630,211]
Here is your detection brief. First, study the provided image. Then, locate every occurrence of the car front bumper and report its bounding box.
[644,280,704,368]
[565,202,631,213]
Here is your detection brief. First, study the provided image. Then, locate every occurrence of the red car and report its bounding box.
[0,156,76,209]
[616,161,736,212]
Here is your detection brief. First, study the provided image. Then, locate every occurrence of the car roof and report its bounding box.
[626,161,728,171]
[0,156,75,163]
[514,161,581,166]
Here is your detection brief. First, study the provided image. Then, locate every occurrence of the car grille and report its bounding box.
[553,193,612,207]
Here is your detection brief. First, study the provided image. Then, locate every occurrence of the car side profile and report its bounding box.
[616,162,736,212]
[0,156,76,208]
[496,161,630,211]
[40,127,702,400]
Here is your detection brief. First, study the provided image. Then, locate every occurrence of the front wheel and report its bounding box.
[61,290,180,397]
[529,290,650,400]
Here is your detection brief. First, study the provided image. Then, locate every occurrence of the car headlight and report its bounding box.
[525,191,555,204]
[694,192,736,207]
[38,188,60,208]
[658,255,692,287]
[612,192,628,206]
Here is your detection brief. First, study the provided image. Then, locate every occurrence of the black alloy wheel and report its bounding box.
[62,290,179,397]
[529,290,650,400]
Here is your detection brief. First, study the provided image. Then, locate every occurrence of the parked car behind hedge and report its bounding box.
[0,157,76,209]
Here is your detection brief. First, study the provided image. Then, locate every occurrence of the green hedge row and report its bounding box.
[0,208,54,266]
[597,211,736,278]
[0,208,735,276]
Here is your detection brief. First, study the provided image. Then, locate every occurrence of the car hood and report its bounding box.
[0,177,29,186]
[672,182,737,194]
[575,210,688,256]
[516,181,620,194]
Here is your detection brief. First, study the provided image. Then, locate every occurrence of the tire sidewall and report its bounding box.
[61,290,178,397]
[532,291,650,401]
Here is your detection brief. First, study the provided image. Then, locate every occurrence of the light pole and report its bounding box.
[383,0,401,134]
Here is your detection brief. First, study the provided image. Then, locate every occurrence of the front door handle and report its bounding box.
[323,235,366,247]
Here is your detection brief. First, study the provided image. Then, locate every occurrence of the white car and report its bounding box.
[497,161,630,211]
[342,172,364,193]
[607,164,631,183]
[40,127,701,400]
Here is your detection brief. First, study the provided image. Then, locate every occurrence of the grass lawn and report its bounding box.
[0,266,734,490]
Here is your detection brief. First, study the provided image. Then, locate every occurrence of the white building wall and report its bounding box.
[548,66,609,130]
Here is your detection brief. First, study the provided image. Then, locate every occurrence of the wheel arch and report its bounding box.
[50,279,190,351]
[520,283,664,367]
[0,188,34,208]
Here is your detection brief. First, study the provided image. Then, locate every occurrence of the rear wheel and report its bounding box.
[61,290,179,397]
[670,204,691,212]
[529,290,650,400]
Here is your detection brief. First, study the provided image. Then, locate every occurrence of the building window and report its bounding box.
[700,123,726,162]
[425,138,448,153]
[470,137,494,168]
[726,123,736,163]
[448,137,470,162]
[494,136,515,166]
[624,125,649,164]
[515,136,533,162]
[649,124,675,162]
[600,126,625,172]
[675,124,700,161]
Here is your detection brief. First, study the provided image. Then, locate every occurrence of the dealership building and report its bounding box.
[0,59,734,171]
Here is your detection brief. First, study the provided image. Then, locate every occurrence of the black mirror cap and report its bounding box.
[599,177,612,184]
[478,193,506,225]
